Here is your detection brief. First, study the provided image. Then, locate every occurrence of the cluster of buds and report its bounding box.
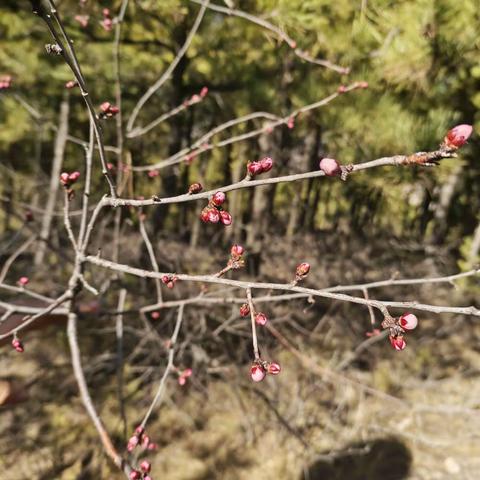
[295,262,310,282]
[184,87,208,106]
[129,460,152,480]
[250,360,281,382]
[238,303,268,326]
[127,426,157,453]
[17,276,29,287]
[178,368,193,386]
[161,275,178,289]
[0,75,12,90]
[247,157,273,177]
[99,101,120,118]
[382,312,418,351]
[188,182,203,194]
[65,80,78,89]
[228,244,245,270]
[443,124,473,150]
[11,337,24,353]
[200,191,232,226]
[101,8,113,31]
[74,15,89,28]
[60,171,80,188]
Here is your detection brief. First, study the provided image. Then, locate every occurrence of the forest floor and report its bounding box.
[1,231,479,480]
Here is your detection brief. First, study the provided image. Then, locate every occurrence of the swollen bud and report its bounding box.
[319,158,341,177]
[255,312,268,326]
[295,262,310,278]
[231,244,244,258]
[399,313,418,330]
[219,211,232,226]
[188,182,203,194]
[389,335,406,351]
[444,124,473,148]
[267,362,281,375]
[239,304,250,317]
[250,364,266,382]
[212,191,226,206]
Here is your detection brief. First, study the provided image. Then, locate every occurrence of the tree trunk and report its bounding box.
[34,97,69,265]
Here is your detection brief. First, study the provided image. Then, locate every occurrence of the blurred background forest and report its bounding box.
[1,0,480,479]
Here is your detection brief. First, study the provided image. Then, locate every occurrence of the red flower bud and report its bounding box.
[188,182,203,194]
[207,209,220,223]
[399,313,418,330]
[140,460,151,473]
[12,338,24,353]
[267,362,281,375]
[231,244,244,258]
[200,209,210,222]
[18,276,29,286]
[444,124,473,148]
[255,312,268,326]
[319,157,341,176]
[129,471,141,480]
[212,191,226,206]
[161,275,170,284]
[389,335,406,351]
[247,161,263,176]
[295,262,310,277]
[239,303,250,317]
[250,364,266,382]
[260,157,273,173]
[219,210,232,226]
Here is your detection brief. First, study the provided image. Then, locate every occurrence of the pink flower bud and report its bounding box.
[260,157,273,173]
[188,182,203,194]
[295,262,310,277]
[144,477,153,480]
[444,124,473,148]
[18,276,29,286]
[107,162,115,170]
[289,40,297,49]
[140,460,151,473]
[255,312,268,326]
[239,304,250,317]
[389,335,406,351]
[287,117,295,129]
[250,364,266,382]
[151,311,160,320]
[161,275,170,284]
[12,338,24,353]
[220,210,232,226]
[141,435,150,448]
[267,362,281,375]
[148,170,159,178]
[129,471,141,480]
[100,102,111,112]
[207,209,220,224]
[231,244,244,258]
[135,426,145,436]
[109,106,120,115]
[69,171,80,182]
[60,172,70,185]
[102,8,111,17]
[183,368,193,378]
[319,157,341,176]
[190,94,201,103]
[101,18,113,31]
[247,161,263,176]
[337,85,347,93]
[127,435,138,451]
[167,281,175,289]
[200,86,208,97]
[74,15,89,28]
[65,80,77,89]
[147,442,158,451]
[178,376,186,386]
[399,313,418,330]
[212,191,226,206]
